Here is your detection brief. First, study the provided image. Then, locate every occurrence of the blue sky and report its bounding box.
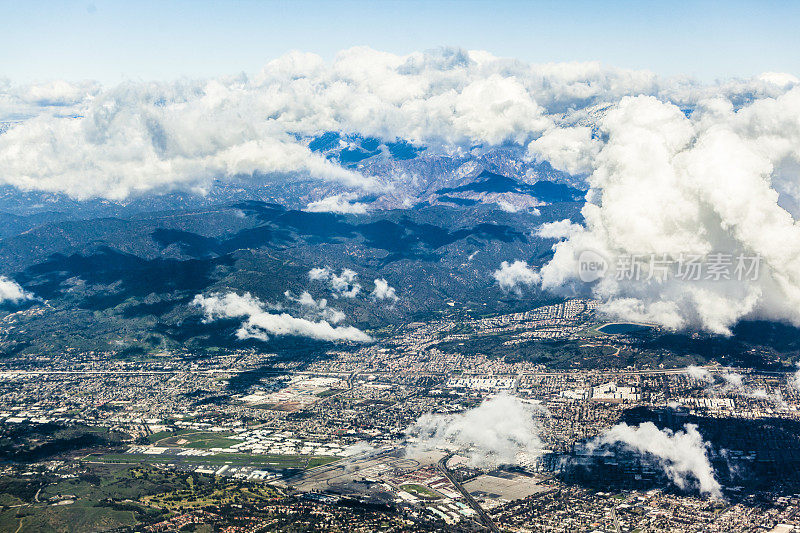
[2,0,799,83]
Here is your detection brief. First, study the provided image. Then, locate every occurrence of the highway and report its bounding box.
[437,454,499,532]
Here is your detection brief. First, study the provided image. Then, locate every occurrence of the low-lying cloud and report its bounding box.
[685,365,714,383]
[405,393,546,468]
[686,367,781,401]
[309,267,362,298]
[305,193,369,214]
[716,371,782,402]
[0,277,33,304]
[193,292,371,343]
[493,260,541,294]
[536,219,584,240]
[285,290,346,324]
[590,422,722,499]
[371,278,398,301]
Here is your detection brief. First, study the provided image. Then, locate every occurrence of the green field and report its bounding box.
[150,430,241,450]
[400,483,441,500]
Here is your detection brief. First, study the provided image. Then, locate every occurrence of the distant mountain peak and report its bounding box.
[435,169,584,203]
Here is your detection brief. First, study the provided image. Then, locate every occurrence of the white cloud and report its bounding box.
[371,278,397,301]
[493,260,541,294]
[721,372,744,389]
[192,292,371,343]
[0,82,370,200]
[597,299,685,331]
[405,393,546,468]
[527,126,601,175]
[323,308,346,324]
[309,266,362,298]
[747,388,770,399]
[330,268,361,298]
[342,441,377,458]
[496,200,520,213]
[0,277,33,304]
[284,290,346,324]
[591,422,722,499]
[691,370,782,403]
[0,79,101,121]
[684,366,780,401]
[758,72,799,88]
[308,267,331,281]
[537,91,800,334]
[685,365,713,383]
[536,218,583,239]
[305,193,369,214]
[3,48,797,202]
[291,290,321,308]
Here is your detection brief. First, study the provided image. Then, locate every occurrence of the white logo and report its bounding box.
[577,249,608,282]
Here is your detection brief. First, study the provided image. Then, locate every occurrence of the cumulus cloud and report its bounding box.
[371,278,398,301]
[3,47,797,202]
[305,193,369,214]
[0,48,549,199]
[308,267,332,281]
[405,394,546,468]
[0,79,101,121]
[331,269,361,298]
[0,277,33,304]
[192,292,371,343]
[591,422,722,499]
[537,90,800,334]
[493,260,541,294]
[527,126,602,175]
[284,290,346,324]
[758,72,799,88]
[0,82,370,200]
[308,266,362,298]
[536,219,584,239]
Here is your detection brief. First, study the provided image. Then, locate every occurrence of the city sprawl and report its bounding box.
[3,299,800,531]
